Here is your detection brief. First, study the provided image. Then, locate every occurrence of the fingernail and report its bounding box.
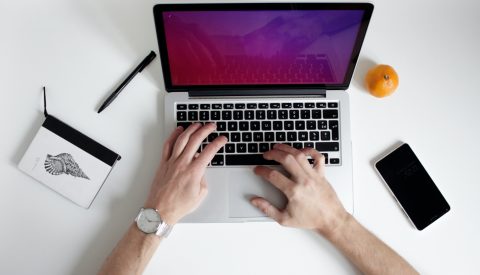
[177,126,183,130]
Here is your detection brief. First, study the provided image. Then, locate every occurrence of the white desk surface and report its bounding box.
[1,0,479,274]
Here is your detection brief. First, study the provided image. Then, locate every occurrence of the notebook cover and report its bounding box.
[18,115,121,208]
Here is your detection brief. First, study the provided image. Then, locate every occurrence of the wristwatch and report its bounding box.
[135,208,173,238]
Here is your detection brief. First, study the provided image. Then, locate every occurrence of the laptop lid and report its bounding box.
[153,3,373,93]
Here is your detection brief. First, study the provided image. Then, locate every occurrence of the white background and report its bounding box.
[1,0,479,274]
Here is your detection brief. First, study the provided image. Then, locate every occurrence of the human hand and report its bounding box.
[251,144,349,236]
[144,123,227,225]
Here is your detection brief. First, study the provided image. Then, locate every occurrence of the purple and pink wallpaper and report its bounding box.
[163,10,364,86]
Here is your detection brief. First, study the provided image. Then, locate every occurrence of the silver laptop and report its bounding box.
[153,3,373,222]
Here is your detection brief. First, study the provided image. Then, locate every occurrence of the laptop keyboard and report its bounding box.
[176,100,341,167]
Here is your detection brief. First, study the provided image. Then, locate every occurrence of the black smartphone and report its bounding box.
[375,143,450,230]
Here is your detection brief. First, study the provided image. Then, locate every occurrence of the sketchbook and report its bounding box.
[18,114,121,209]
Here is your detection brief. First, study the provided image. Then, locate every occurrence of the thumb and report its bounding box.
[251,197,285,224]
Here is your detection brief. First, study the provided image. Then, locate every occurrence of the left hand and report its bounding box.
[144,123,227,225]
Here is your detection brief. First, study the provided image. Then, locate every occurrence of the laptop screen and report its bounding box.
[154,4,373,91]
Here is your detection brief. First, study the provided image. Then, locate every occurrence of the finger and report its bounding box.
[263,149,304,179]
[161,126,184,162]
[179,123,217,161]
[251,197,286,224]
[253,166,292,195]
[170,123,202,159]
[301,147,325,173]
[272,143,312,172]
[194,135,228,168]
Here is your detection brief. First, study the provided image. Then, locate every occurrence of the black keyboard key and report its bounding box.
[262,121,272,130]
[177,111,187,121]
[217,122,226,131]
[211,111,221,120]
[231,132,241,142]
[177,104,187,110]
[228,122,238,131]
[287,131,297,141]
[301,110,311,119]
[188,104,199,110]
[218,132,229,140]
[239,121,249,131]
[254,132,263,141]
[312,110,322,119]
[307,120,316,130]
[177,122,191,129]
[267,110,277,119]
[321,131,331,140]
[293,103,303,108]
[245,110,254,120]
[225,154,278,166]
[223,103,233,109]
[315,142,339,151]
[289,110,299,119]
[188,111,198,121]
[265,132,275,141]
[269,103,280,108]
[282,103,292,108]
[323,110,338,119]
[211,155,224,166]
[235,103,245,109]
[256,110,266,120]
[212,104,222,109]
[276,132,286,141]
[236,143,247,153]
[279,110,288,119]
[242,132,252,142]
[284,121,294,130]
[293,142,302,149]
[225,143,235,153]
[208,132,218,142]
[310,131,320,141]
[305,102,315,108]
[330,158,340,164]
[329,120,339,140]
[233,110,243,120]
[318,120,327,129]
[248,143,258,153]
[250,121,260,131]
[199,111,209,121]
[328,102,338,108]
[316,102,326,108]
[273,121,283,130]
[222,111,232,120]
[247,103,257,109]
[299,131,308,141]
[295,121,305,130]
[200,104,210,109]
[304,142,314,148]
[259,103,268,109]
[259,143,270,152]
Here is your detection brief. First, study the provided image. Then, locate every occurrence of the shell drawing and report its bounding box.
[44,153,90,180]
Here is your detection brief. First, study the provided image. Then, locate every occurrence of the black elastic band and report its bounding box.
[43,86,48,117]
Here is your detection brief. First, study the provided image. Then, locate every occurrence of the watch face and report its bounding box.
[137,208,162,234]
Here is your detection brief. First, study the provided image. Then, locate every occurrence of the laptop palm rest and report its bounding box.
[228,168,287,218]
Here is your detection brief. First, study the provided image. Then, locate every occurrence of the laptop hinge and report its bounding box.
[188,89,326,98]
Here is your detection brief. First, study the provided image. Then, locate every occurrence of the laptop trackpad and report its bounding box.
[228,169,287,218]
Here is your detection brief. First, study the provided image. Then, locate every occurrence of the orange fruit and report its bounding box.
[365,64,399,98]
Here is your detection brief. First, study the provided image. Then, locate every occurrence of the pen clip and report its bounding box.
[43,86,49,118]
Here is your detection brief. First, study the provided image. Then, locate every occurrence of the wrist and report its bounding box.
[316,210,352,240]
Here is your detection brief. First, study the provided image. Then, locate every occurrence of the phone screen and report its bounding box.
[375,143,450,230]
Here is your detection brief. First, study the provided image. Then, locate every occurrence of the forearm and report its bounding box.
[322,214,418,275]
[98,224,161,275]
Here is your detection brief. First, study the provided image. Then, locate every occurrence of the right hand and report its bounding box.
[251,144,350,236]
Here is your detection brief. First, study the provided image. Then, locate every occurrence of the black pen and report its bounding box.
[98,51,157,113]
